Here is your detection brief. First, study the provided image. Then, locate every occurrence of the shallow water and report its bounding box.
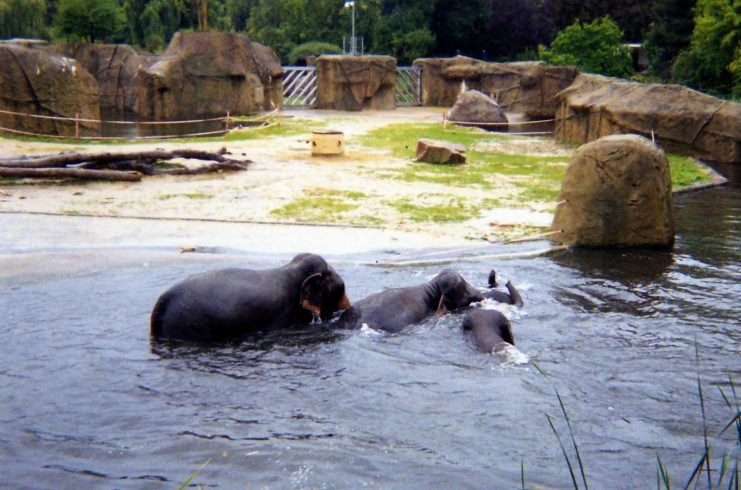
[1,187,739,489]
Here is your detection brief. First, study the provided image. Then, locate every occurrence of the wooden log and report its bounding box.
[0,167,142,182]
[0,149,251,169]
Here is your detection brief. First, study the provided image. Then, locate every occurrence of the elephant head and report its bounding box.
[298,264,351,321]
[434,269,484,314]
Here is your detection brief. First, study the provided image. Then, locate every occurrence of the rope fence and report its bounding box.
[0,107,280,141]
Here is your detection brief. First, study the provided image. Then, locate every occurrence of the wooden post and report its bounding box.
[225,111,230,133]
[75,113,80,139]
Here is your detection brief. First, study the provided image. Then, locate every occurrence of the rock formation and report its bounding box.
[413,56,578,117]
[49,43,157,113]
[554,74,741,164]
[447,90,508,130]
[551,134,674,248]
[0,40,100,137]
[135,32,283,120]
[316,55,396,111]
[416,139,466,164]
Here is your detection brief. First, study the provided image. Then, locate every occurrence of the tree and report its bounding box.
[372,0,436,63]
[644,0,696,79]
[53,0,124,43]
[538,16,633,77]
[0,0,48,39]
[671,0,741,97]
[542,0,657,42]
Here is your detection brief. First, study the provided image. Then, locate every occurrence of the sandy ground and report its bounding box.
[0,108,569,260]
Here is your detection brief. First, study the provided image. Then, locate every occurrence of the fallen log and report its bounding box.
[0,149,249,169]
[0,167,142,182]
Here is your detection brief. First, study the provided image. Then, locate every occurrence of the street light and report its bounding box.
[344,1,356,55]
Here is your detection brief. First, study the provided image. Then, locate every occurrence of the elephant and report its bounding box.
[150,253,351,341]
[483,269,523,307]
[461,309,514,353]
[338,269,483,333]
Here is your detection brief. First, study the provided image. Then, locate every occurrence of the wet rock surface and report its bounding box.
[447,90,508,130]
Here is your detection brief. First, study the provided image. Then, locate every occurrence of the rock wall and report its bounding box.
[315,55,396,111]
[135,32,283,120]
[49,44,157,113]
[551,134,674,248]
[0,41,100,137]
[413,56,578,117]
[554,74,741,164]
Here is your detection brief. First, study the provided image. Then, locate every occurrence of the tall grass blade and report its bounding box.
[521,459,526,490]
[694,339,712,489]
[718,376,740,444]
[555,390,589,490]
[718,451,730,487]
[546,413,579,489]
[729,460,738,490]
[684,450,708,490]
[177,458,211,490]
[657,453,672,490]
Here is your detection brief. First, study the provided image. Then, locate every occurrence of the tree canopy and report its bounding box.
[538,17,633,78]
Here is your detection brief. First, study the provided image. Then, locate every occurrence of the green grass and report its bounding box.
[158,193,213,200]
[360,122,569,205]
[270,188,365,223]
[668,154,710,189]
[387,196,480,223]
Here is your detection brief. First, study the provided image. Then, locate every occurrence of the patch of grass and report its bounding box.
[668,154,710,189]
[360,122,570,205]
[388,196,480,223]
[270,188,363,223]
[158,193,213,200]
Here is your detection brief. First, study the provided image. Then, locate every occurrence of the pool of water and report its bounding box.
[1,187,739,489]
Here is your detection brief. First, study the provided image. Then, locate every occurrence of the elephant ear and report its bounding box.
[300,272,324,317]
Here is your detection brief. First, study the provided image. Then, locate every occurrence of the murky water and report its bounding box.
[1,187,739,489]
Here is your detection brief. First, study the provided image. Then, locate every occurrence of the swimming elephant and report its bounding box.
[483,269,523,307]
[338,269,483,333]
[150,253,350,341]
[461,309,514,353]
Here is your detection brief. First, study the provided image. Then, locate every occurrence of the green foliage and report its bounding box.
[644,0,696,79]
[671,0,741,97]
[0,0,47,39]
[287,41,342,65]
[53,0,124,43]
[538,17,633,77]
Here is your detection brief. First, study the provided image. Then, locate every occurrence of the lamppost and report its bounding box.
[344,1,356,55]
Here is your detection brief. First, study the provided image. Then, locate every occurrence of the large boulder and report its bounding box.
[0,40,100,137]
[48,44,157,113]
[412,56,578,117]
[135,32,283,120]
[554,74,741,164]
[447,90,508,130]
[551,134,674,248]
[416,139,466,164]
[316,55,396,111]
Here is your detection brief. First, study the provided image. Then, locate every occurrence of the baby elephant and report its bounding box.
[151,253,350,341]
[339,269,483,333]
[461,309,514,353]
[483,269,523,307]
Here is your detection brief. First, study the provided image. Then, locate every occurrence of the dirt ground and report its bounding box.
[0,108,566,252]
